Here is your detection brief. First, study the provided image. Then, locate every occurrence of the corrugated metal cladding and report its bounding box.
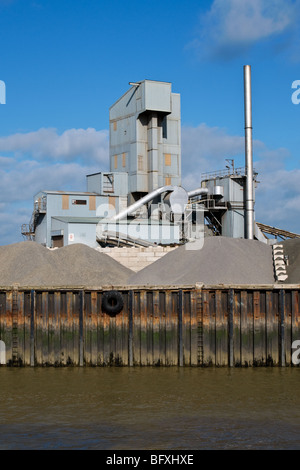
[0,286,299,367]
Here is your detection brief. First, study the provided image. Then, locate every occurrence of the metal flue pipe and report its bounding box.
[187,188,209,199]
[112,185,175,221]
[244,65,254,240]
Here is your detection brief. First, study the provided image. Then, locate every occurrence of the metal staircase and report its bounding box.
[21,197,46,241]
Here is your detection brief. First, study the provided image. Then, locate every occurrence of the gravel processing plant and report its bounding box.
[3,66,300,290]
[1,68,299,369]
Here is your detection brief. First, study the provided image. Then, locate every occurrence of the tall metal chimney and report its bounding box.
[243,65,254,240]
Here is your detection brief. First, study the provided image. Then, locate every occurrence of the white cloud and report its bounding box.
[255,168,300,233]
[0,203,30,245]
[182,123,244,164]
[0,127,109,164]
[181,123,244,189]
[0,128,109,199]
[0,127,110,245]
[190,0,300,60]
[0,157,109,244]
[181,123,291,184]
[0,160,105,203]
[0,156,14,167]
[0,123,299,245]
[211,0,292,42]
[181,122,300,233]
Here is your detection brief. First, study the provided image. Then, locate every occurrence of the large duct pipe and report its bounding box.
[112,185,175,221]
[187,188,209,199]
[244,65,254,240]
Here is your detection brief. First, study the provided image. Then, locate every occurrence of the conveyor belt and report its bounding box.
[256,223,300,240]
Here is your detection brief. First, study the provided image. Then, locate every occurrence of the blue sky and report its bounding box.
[1,0,300,245]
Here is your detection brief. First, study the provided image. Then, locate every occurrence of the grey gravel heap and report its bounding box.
[281,238,300,284]
[128,236,276,286]
[0,241,133,287]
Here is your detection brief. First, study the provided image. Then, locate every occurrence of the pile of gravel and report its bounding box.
[281,239,300,284]
[0,241,133,287]
[128,237,276,286]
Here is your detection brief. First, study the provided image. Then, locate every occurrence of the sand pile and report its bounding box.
[128,237,275,286]
[281,239,300,284]
[0,241,132,287]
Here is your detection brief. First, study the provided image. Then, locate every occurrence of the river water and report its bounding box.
[0,367,299,450]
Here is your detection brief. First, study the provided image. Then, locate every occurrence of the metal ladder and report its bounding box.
[197,291,204,366]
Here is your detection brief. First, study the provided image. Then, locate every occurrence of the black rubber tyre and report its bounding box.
[101,290,124,316]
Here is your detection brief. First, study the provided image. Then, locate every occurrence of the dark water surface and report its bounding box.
[0,367,299,450]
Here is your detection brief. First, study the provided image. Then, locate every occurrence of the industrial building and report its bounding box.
[3,68,299,370]
[22,79,182,247]
[22,71,300,250]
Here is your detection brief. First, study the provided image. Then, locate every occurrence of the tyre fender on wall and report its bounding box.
[101,290,124,316]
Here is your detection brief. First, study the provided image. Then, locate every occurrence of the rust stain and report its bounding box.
[1,287,300,367]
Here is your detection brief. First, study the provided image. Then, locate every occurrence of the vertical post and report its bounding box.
[30,289,35,367]
[228,289,234,367]
[244,65,254,240]
[279,289,285,367]
[196,289,203,367]
[128,290,133,366]
[178,290,183,366]
[79,290,84,367]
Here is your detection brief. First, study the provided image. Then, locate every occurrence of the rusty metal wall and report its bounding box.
[0,287,299,367]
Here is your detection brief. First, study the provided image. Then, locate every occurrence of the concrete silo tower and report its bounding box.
[109,80,181,205]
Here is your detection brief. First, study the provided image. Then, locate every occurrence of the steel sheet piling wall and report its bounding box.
[0,286,299,367]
